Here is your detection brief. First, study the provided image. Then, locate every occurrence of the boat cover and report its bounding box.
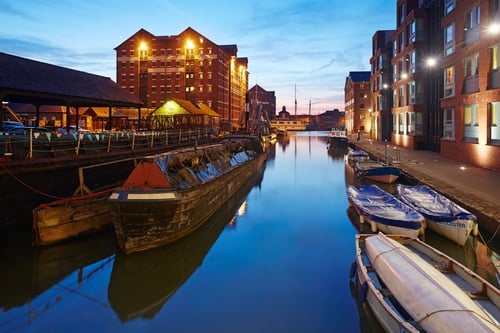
[355,161,400,176]
[346,185,423,229]
[365,233,498,332]
[397,185,477,223]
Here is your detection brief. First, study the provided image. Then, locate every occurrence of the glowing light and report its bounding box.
[139,42,148,51]
[426,57,438,67]
[460,166,466,170]
[401,73,408,79]
[186,39,195,49]
[488,23,500,34]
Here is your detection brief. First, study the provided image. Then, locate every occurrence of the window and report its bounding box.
[407,112,415,134]
[399,86,405,107]
[408,81,415,104]
[399,113,405,134]
[444,66,455,97]
[393,114,398,133]
[465,5,480,30]
[465,54,479,77]
[443,108,455,139]
[490,102,500,144]
[398,3,405,24]
[445,0,455,14]
[444,23,455,56]
[464,5,481,45]
[409,20,416,44]
[492,46,499,71]
[409,50,416,73]
[464,104,479,142]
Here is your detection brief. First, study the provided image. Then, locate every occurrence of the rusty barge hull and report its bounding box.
[109,136,266,254]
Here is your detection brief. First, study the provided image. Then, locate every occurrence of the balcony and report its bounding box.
[489,70,500,89]
[463,75,479,94]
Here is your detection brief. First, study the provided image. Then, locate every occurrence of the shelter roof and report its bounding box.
[0,52,143,108]
[152,98,220,117]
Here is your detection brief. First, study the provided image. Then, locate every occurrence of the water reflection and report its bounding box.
[108,164,265,322]
[0,231,116,329]
[349,280,386,333]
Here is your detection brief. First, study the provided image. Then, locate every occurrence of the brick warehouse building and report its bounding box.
[344,71,371,134]
[439,0,500,171]
[115,27,248,131]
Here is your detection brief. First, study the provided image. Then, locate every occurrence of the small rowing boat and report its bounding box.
[352,233,500,332]
[347,149,370,163]
[355,160,400,184]
[397,184,478,246]
[346,185,425,238]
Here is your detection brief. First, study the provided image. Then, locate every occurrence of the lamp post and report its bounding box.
[137,42,148,129]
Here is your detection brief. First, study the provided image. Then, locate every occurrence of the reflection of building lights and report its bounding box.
[460,166,466,170]
[237,201,247,216]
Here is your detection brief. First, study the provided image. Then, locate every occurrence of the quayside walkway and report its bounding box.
[350,134,500,246]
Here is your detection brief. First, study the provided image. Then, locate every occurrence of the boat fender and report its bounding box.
[359,282,368,303]
[349,261,357,279]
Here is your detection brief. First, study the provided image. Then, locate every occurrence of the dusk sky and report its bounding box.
[1,0,396,114]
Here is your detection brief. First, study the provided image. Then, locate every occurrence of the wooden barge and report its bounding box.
[108,163,265,321]
[109,135,266,254]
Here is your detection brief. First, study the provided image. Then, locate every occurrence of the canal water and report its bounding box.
[0,131,498,333]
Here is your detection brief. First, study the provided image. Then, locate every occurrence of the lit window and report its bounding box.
[490,102,500,144]
[443,108,455,139]
[491,46,499,71]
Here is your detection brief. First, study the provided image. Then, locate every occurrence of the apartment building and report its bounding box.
[115,27,248,131]
[344,71,371,134]
[439,0,500,171]
[370,30,395,141]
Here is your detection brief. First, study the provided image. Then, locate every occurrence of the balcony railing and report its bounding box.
[463,75,479,94]
[489,70,500,89]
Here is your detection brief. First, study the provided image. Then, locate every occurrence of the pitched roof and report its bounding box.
[152,98,220,117]
[0,52,143,107]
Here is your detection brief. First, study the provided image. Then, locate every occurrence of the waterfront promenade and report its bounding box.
[350,134,500,245]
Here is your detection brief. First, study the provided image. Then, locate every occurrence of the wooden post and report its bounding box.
[107,130,112,152]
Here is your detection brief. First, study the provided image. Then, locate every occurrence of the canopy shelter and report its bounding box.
[0,52,143,129]
[151,98,220,130]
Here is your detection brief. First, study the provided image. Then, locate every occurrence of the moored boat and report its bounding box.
[397,184,479,246]
[108,135,266,254]
[347,149,370,163]
[108,163,264,321]
[352,233,500,333]
[328,128,349,147]
[33,191,114,246]
[355,160,400,184]
[346,185,425,238]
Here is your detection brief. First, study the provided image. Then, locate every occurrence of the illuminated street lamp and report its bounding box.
[137,41,148,129]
